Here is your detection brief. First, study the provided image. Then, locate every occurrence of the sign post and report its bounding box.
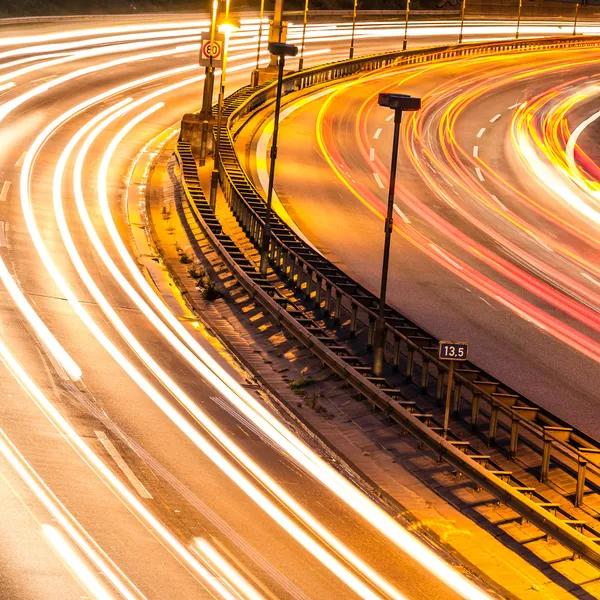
[438,341,469,438]
[199,32,224,68]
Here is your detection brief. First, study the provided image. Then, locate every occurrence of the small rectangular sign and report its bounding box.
[199,32,224,68]
[438,341,468,361]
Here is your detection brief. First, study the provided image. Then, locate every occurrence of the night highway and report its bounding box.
[4,11,600,600]
[253,45,600,441]
[0,14,518,600]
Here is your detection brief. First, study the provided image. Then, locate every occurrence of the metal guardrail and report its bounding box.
[178,36,600,567]
[220,33,600,486]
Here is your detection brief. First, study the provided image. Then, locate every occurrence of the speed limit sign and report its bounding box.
[199,32,224,67]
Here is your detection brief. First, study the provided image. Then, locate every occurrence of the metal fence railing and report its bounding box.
[179,35,600,567]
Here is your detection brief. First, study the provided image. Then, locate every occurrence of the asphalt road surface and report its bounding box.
[0,13,544,600]
[253,45,600,441]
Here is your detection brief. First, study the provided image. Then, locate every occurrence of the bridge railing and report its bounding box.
[198,34,600,566]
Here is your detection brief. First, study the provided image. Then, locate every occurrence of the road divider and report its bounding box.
[176,33,600,572]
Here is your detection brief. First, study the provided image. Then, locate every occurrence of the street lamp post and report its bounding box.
[259,42,299,277]
[515,0,523,39]
[255,0,265,72]
[372,93,421,377]
[402,0,410,51]
[573,2,580,36]
[349,0,358,59]
[199,0,220,165]
[458,0,467,44]
[298,0,309,70]
[209,14,240,211]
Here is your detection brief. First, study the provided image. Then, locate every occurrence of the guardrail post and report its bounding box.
[420,358,430,392]
[541,434,552,482]
[350,303,359,336]
[325,284,332,317]
[488,402,500,446]
[334,291,342,324]
[283,249,291,278]
[436,370,445,405]
[367,317,375,348]
[305,269,312,299]
[509,414,520,459]
[296,262,304,291]
[314,275,322,308]
[471,392,481,431]
[405,347,414,380]
[452,381,462,415]
[576,457,588,507]
[393,337,402,370]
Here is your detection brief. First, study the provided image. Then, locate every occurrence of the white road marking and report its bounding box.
[490,194,508,212]
[566,108,600,167]
[581,272,600,287]
[385,113,394,122]
[476,127,486,138]
[473,146,479,158]
[373,172,385,188]
[508,102,521,109]
[429,243,463,271]
[373,128,382,139]
[369,147,375,162]
[15,152,26,168]
[475,167,485,181]
[0,181,10,202]
[479,296,496,309]
[95,431,153,499]
[0,222,7,248]
[489,113,501,123]
[393,204,411,224]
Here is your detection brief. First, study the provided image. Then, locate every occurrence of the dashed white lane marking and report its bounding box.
[369,147,375,162]
[508,102,521,109]
[95,431,153,499]
[429,243,464,270]
[490,194,508,212]
[0,222,7,248]
[385,113,394,122]
[475,167,485,181]
[15,152,26,168]
[490,113,501,123]
[373,172,385,188]
[393,204,411,224]
[581,272,600,287]
[476,127,486,138]
[473,146,479,158]
[374,128,382,139]
[0,181,10,202]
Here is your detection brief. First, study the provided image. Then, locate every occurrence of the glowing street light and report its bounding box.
[372,93,421,377]
[402,0,410,51]
[458,0,467,44]
[259,41,299,276]
[298,0,310,70]
[349,0,358,59]
[209,13,241,211]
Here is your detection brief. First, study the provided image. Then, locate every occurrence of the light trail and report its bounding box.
[0,323,243,598]
[81,58,489,600]
[43,525,114,600]
[48,94,398,600]
[193,538,266,600]
[314,54,600,365]
[0,428,145,600]
[12,21,482,587]
[1,16,572,596]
